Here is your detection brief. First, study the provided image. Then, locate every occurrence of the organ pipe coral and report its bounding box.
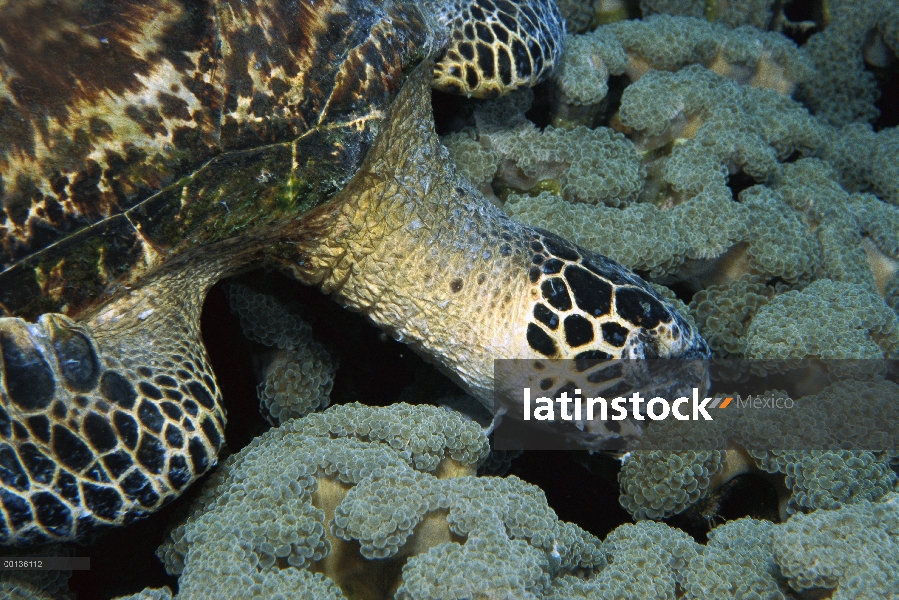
[435,5,899,563]
[228,284,312,350]
[797,0,899,125]
[149,403,601,599]
[614,379,899,522]
[99,3,899,596]
[744,278,899,360]
[546,518,787,598]
[772,494,899,598]
[228,283,338,423]
[549,13,812,128]
[639,0,779,29]
[457,93,646,206]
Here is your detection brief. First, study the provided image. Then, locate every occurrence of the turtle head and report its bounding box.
[491,227,711,445]
[520,228,711,363]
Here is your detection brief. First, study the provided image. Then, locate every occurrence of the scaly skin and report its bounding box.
[285,63,707,404]
[0,1,706,546]
[283,64,536,401]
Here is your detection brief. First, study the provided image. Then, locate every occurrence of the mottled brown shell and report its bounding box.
[0,0,438,320]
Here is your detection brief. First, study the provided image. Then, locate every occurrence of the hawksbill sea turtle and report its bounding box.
[0,0,709,545]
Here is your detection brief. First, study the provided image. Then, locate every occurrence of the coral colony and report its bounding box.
[2,0,899,598]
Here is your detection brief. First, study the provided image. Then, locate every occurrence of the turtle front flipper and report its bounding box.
[0,273,223,545]
[430,0,565,98]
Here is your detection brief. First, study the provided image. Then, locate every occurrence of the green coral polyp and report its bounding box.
[439,2,899,548]
[5,0,899,594]
[155,403,602,598]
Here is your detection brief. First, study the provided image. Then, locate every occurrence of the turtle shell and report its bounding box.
[0,0,437,320]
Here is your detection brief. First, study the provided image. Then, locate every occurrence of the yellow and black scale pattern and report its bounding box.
[0,305,223,543]
[0,0,567,545]
[522,229,702,361]
[431,0,563,96]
